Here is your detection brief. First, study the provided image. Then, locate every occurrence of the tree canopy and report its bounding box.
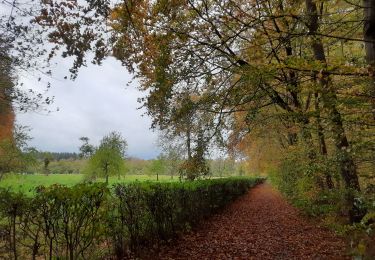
[2,0,374,222]
[84,132,128,183]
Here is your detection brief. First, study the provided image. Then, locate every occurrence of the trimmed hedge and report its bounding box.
[0,177,263,259]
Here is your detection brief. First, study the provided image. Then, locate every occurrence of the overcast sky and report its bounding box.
[16,57,161,159]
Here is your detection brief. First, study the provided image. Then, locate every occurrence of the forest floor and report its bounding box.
[148,183,349,259]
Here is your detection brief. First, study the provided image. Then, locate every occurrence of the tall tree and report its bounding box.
[363,0,375,120]
[0,39,15,143]
[305,0,362,221]
[0,125,37,178]
[148,156,166,181]
[78,137,95,159]
[85,132,127,184]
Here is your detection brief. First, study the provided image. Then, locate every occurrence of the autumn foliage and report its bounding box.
[0,96,14,142]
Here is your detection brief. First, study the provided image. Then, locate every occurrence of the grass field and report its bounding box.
[0,173,175,194]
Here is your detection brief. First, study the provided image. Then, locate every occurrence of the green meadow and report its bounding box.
[0,173,175,194]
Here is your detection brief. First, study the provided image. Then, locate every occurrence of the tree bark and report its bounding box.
[363,0,375,120]
[315,93,334,190]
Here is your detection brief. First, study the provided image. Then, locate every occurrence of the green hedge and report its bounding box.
[0,177,263,259]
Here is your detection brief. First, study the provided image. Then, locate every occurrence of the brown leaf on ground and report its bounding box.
[143,183,349,260]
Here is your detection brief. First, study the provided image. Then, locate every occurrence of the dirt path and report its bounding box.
[151,183,348,259]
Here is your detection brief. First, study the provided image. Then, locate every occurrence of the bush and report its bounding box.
[0,183,109,259]
[0,177,263,259]
[268,146,347,218]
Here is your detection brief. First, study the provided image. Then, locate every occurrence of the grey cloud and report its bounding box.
[16,57,160,159]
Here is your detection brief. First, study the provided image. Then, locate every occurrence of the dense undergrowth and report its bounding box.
[0,177,263,259]
[269,154,375,258]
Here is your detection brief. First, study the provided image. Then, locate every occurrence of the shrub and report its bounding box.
[0,177,263,259]
[0,183,109,259]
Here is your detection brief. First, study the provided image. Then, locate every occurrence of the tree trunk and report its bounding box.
[186,126,192,160]
[315,93,334,190]
[104,162,109,184]
[305,0,363,222]
[49,238,53,260]
[11,215,17,260]
[363,0,375,120]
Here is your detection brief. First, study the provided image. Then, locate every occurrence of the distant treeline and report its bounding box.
[34,152,79,161]
[24,155,248,177]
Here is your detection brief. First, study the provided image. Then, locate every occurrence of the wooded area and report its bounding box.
[0,0,374,258]
[30,0,374,220]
